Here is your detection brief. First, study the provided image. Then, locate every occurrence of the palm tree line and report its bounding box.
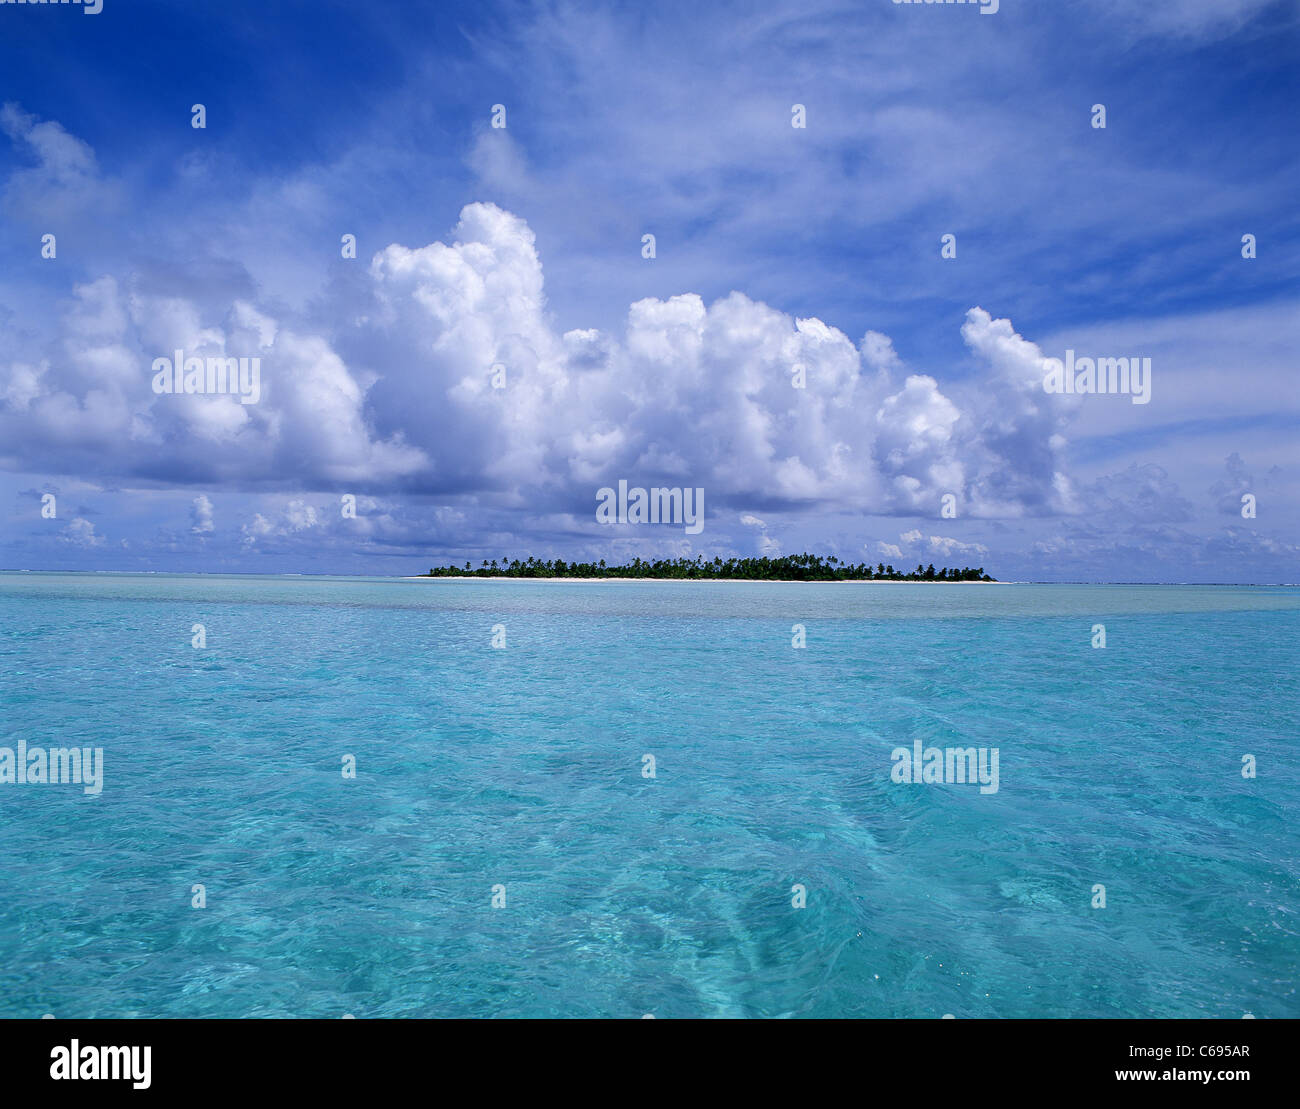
[423,554,995,581]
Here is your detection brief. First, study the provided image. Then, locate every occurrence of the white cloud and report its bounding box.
[0,102,110,226]
[926,535,988,559]
[191,494,214,534]
[241,499,321,546]
[740,512,779,556]
[61,517,104,548]
[0,184,1104,528]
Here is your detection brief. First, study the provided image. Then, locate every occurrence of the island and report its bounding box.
[421,556,996,582]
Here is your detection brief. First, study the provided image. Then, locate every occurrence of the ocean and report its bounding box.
[1,573,1296,1018]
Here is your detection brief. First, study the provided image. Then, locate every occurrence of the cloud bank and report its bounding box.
[2,192,1080,525]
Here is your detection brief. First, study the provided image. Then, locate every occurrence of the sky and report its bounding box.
[0,0,1297,582]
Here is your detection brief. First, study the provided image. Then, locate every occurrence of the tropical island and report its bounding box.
[421,555,996,582]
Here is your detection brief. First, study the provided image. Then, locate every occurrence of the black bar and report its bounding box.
[1,1018,1289,1097]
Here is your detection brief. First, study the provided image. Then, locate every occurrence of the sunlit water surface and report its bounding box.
[1,574,1296,1017]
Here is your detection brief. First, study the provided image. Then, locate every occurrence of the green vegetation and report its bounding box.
[423,555,995,581]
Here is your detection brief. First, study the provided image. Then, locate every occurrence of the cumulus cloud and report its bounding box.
[1208,452,1279,518]
[0,118,1083,525]
[740,512,779,556]
[241,499,320,546]
[956,308,1079,517]
[0,272,426,489]
[61,517,104,548]
[0,102,110,226]
[860,331,902,378]
[190,494,214,534]
[925,535,989,559]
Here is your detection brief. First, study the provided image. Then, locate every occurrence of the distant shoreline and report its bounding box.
[416,554,998,584]
[402,576,1015,584]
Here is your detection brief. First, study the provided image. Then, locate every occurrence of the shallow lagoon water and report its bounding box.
[1,574,1297,1018]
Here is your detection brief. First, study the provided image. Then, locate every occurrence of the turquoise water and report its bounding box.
[1,573,1297,1018]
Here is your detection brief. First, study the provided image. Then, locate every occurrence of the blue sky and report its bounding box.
[1,0,1297,581]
